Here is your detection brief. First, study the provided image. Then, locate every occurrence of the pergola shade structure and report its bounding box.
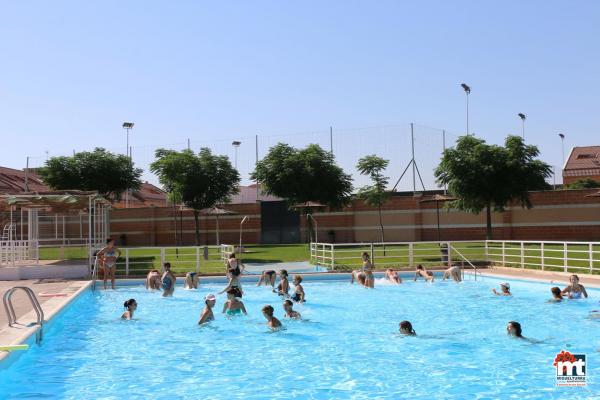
[0,191,111,268]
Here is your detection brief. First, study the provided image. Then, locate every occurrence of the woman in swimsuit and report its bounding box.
[257,270,277,288]
[506,321,523,339]
[262,305,282,330]
[146,269,162,290]
[291,275,305,303]
[550,286,564,302]
[362,252,375,288]
[385,268,402,284]
[561,274,588,299]
[351,270,367,287]
[442,266,462,282]
[97,238,121,290]
[276,269,290,296]
[413,265,434,282]
[184,272,199,289]
[283,299,301,319]
[222,289,247,316]
[198,294,216,324]
[399,320,416,336]
[492,282,511,296]
[226,253,244,277]
[219,267,243,298]
[161,263,176,297]
[121,298,137,320]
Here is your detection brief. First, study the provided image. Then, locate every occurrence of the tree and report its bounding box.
[566,178,600,189]
[150,148,240,245]
[356,155,390,243]
[251,143,353,241]
[435,135,551,239]
[39,148,142,200]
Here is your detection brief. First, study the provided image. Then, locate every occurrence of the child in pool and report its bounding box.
[146,269,162,290]
[276,269,290,296]
[442,266,462,283]
[262,305,282,329]
[506,321,523,339]
[414,265,434,282]
[222,289,247,316]
[385,268,402,284]
[291,275,305,303]
[549,286,563,302]
[161,263,176,297]
[184,272,199,289]
[350,270,367,286]
[561,274,588,299]
[283,299,301,319]
[257,270,277,288]
[361,252,375,288]
[121,299,137,320]
[198,294,216,324]
[399,320,416,336]
[492,282,511,296]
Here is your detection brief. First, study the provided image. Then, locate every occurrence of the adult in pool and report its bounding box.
[121,298,137,320]
[291,275,306,303]
[399,320,416,336]
[222,289,247,316]
[492,282,511,296]
[413,265,434,282]
[442,266,462,282]
[262,305,282,329]
[257,270,277,288]
[146,269,162,290]
[283,299,301,319]
[219,262,244,298]
[161,263,176,297]
[350,270,367,287]
[198,294,216,324]
[362,252,375,288]
[225,252,244,277]
[276,269,290,296]
[506,321,523,339]
[184,272,200,289]
[97,238,122,290]
[385,268,402,284]
[561,274,588,299]
[549,286,564,302]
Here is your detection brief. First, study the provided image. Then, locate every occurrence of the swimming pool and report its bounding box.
[1,274,599,399]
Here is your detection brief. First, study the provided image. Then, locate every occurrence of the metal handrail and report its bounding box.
[2,286,44,344]
[91,256,99,291]
[449,244,478,280]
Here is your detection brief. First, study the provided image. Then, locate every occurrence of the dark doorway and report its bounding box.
[260,201,300,244]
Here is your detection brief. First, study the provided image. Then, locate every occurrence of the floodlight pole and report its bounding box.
[122,122,134,208]
[518,113,526,140]
[232,141,241,170]
[239,216,248,258]
[25,156,30,192]
[461,83,471,136]
[391,123,426,195]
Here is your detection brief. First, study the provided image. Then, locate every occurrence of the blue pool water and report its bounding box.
[1,274,599,399]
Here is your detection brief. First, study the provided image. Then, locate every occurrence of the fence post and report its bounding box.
[330,243,335,270]
[520,242,524,269]
[409,243,414,268]
[502,241,505,266]
[563,243,568,273]
[589,243,593,274]
[160,248,166,271]
[540,242,545,271]
[370,243,374,265]
[125,248,129,277]
[196,247,201,273]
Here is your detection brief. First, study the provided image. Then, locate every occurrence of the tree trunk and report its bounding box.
[378,204,386,256]
[193,209,201,246]
[486,203,493,240]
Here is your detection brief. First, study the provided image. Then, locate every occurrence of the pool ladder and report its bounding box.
[91,256,99,291]
[449,244,478,280]
[2,287,45,344]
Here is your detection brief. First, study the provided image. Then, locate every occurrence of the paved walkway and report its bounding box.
[484,266,600,288]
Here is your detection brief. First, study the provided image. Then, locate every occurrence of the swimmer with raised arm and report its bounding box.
[413,265,434,282]
[222,289,247,316]
[276,269,290,296]
[198,294,216,324]
[561,274,588,299]
[226,252,244,277]
[362,252,375,288]
[262,305,282,329]
[146,269,162,290]
[219,262,243,298]
[283,299,301,319]
[492,282,511,296]
[442,266,462,282]
[257,270,277,288]
[385,268,402,284]
[161,263,176,297]
[121,299,137,320]
[399,320,416,336]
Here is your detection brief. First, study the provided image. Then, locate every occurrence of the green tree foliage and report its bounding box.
[356,155,390,243]
[150,148,240,245]
[565,178,600,189]
[39,148,142,200]
[435,135,551,239]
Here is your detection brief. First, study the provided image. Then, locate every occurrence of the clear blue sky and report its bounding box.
[1,1,599,189]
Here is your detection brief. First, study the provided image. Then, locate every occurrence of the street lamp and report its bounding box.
[558,133,565,165]
[518,113,526,140]
[232,141,241,170]
[122,122,134,208]
[460,83,471,136]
